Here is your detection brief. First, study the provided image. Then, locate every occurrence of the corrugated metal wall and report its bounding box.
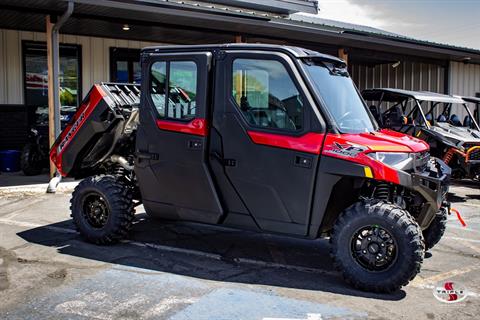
[350,61,446,93]
[448,61,480,120]
[449,61,480,97]
[0,28,162,104]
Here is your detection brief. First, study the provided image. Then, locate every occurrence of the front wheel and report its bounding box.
[330,201,424,293]
[423,209,447,250]
[70,175,135,244]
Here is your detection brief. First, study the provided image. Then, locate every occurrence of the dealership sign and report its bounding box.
[433,281,468,303]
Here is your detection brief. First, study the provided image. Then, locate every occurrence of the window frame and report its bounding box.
[227,52,312,135]
[146,53,209,123]
[22,40,82,109]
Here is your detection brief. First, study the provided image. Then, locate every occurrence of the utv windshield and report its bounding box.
[303,60,376,133]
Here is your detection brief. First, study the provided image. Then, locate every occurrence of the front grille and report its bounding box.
[415,151,430,172]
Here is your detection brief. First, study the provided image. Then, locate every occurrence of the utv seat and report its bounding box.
[369,105,382,125]
[464,116,473,128]
[382,106,405,127]
[437,115,447,122]
[450,114,462,126]
[425,114,433,126]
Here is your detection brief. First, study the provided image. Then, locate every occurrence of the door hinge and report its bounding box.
[136,151,159,160]
[211,152,236,167]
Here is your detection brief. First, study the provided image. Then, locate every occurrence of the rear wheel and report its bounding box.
[423,209,447,250]
[71,175,135,244]
[21,143,44,176]
[330,200,424,293]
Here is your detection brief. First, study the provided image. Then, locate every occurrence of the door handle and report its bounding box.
[294,155,312,168]
[188,139,203,149]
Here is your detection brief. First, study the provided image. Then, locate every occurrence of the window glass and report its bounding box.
[133,61,141,84]
[304,62,375,133]
[232,59,303,131]
[110,48,141,83]
[150,61,197,120]
[168,61,197,120]
[24,42,80,127]
[115,61,129,83]
[150,61,167,116]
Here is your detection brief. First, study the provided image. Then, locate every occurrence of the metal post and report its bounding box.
[46,15,55,178]
[338,48,348,66]
[46,1,74,193]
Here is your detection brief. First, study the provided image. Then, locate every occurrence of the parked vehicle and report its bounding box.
[51,44,451,293]
[21,105,76,175]
[363,88,480,180]
[461,96,480,127]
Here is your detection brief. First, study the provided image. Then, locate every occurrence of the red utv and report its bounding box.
[51,44,450,293]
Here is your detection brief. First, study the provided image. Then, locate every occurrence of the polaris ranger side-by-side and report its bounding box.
[50,44,450,293]
[362,88,480,180]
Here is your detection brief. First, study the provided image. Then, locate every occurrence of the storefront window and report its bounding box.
[23,42,81,126]
[110,48,141,84]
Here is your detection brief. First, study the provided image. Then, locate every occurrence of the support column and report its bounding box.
[46,15,56,178]
[235,35,244,43]
[338,48,348,65]
[46,1,74,193]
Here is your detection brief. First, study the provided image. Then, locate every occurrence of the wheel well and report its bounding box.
[318,177,365,236]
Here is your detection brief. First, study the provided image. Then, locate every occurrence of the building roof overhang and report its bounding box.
[1,0,480,65]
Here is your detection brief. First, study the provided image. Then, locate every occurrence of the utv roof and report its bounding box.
[141,43,345,65]
[362,88,465,104]
[461,96,480,104]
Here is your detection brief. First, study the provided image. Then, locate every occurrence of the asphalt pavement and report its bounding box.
[0,175,479,319]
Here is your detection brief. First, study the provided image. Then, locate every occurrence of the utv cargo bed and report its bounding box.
[50,83,140,177]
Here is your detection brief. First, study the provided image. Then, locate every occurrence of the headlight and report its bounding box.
[367,152,414,170]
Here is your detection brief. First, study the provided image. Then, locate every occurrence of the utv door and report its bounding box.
[135,52,223,223]
[210,51,325,235]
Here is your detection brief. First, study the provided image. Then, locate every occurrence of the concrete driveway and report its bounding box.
[0,179,479,319]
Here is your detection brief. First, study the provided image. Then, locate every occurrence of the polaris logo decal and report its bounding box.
[58,111,86,153]
[325,142,366,157]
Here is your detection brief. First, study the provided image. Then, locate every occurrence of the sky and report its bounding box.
[303,0,480,50]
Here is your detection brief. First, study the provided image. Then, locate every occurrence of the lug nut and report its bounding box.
[363,250,367,254]
[367,238,371,241]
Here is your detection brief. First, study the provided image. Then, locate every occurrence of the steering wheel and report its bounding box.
[337,111,352,124]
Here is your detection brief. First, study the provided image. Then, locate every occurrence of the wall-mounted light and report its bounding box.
[392,61,401,68]
[122,24,130,31]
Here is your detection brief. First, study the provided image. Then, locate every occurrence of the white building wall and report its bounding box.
[448,61,480,120]
[449,61,480,97]
[0,28,162,104]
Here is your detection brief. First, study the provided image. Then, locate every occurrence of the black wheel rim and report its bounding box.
[351,225,397,271]
[82,193,110,229]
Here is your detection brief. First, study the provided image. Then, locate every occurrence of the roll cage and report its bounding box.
[363,88,480,131]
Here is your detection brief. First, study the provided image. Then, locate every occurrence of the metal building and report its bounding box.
[0,0,479,154]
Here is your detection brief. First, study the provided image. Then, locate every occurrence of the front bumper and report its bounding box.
[397,157,450,228]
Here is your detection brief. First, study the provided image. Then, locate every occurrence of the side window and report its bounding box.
[150,61,167,116]
[168,61,197,119]
[232,59,304,131]
[150,60,197,120]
